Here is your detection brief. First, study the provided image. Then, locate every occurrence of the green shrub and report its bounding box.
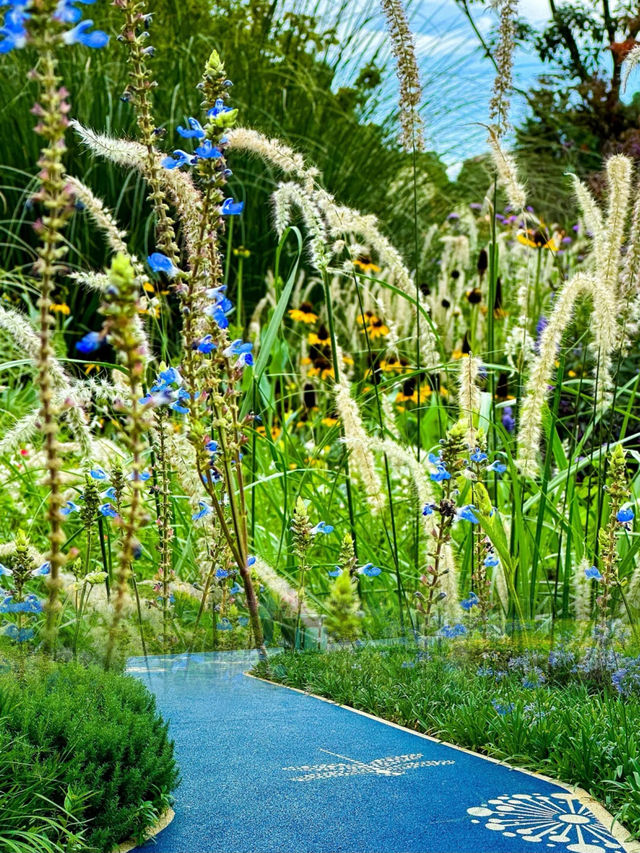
[0,662,178,852]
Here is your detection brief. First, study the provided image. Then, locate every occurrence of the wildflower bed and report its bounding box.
[255,643,640,841]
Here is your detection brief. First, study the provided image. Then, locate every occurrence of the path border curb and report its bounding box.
[113,807,175,853]
[246,672,639,853]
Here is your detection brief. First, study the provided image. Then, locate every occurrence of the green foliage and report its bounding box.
[0,661,178,852]
[324,570,361,642]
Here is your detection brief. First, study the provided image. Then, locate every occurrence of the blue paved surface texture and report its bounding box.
[128,652,626,853]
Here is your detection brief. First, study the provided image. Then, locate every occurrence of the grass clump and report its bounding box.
[0,659,178,852]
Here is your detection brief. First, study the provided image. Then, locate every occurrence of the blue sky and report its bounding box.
[317,0,633,175]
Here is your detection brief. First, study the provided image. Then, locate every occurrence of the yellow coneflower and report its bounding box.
[288,301,318,324]
[353,255,381,273]
[256,424,282,441]
[517,230,558,251]
[50,302,70,315]
[308,356,334,380]
[367,316,390,340]
[322,416,338,427]
[308,326,331,347]
[142,281,155,293]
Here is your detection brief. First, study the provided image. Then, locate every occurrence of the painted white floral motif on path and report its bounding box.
[283,749,455,781]
[467,792,623,852]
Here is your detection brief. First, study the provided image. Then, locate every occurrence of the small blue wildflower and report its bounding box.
[238,616,249,627]
[584,565,602,581]
[196,334,217,354]
[460,591,479,611]
[311,521,334,535]
[62,18,109,48]
[491,699,514,716]
[176,117,205,138]
[229,583,243,595]
[422,503,436,516]
[224,338,253,368]
[0,7,27,54]
[457,504,479,523]
[192,501,211,521]
[76,331,102,354]
[170,388,191,414]
[484,554,499,567]
[217,617,232,631]
[0,564,11,576]
[221,198,244,216]
[617,507,634,524]
[487,460,507,474]
[31,562,50,577]
[4,624,34,642]
[99,503,118,518]
[247,556,256,568]
[0,594,43,613]
[430,464,450,482]
[89,466,107,480]
[502,406,515,433]
[207,98,232,118]
[194,139,222,159]
[102,487,117,500]
[216,568,229,579]
[470,450,488,463]
[61,500,79,516]
[328,568,341,577]
[359,563,381,577]
[128,470,151,482]
[401,660,415,669]
[440,623,467,639]
[147,252,177,278]
[161,149,196,170]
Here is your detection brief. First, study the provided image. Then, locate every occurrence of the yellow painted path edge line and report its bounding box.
[246,672,639,853]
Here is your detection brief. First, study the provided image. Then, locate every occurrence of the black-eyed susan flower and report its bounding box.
[308,324,331,347]
[353,255,381,273]
[517,229,558,251]
[288,301,318,324]
[50,302,70,315]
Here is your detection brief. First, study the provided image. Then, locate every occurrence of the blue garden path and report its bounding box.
[128,651,628,853]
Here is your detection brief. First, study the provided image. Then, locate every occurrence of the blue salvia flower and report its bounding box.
[194,139,222,160]
[617,507,634,524]
[216,568,229,579]
[584,565,602,581]
[460,591,479,611]
[128,470,151,482]
[207,97,232,118]
[103,487,117,500]
[440,623,467,638]
[196,334,216,354]
[0,6,27,53]
[422,503,436,516]
[328,568,341,577]
[484,554,499,567]
[62,18,108,47]
[61,500,79,516]
[89,466,107,480]
[76,330,102,353]
[176,117,205,138]
[221,198,244,216]
[170,388,191,414]
[99,503,118,518]
[4,624,34,642]
[223,338,253,368]
[192,501,211,521]
[161,149,196,170]
[487,460,507,474]
[147,251,178,277]
[0,593,43,613]
[310,521,334,535]
[238,616,249,627]
[358,563,381,577]
[428,453,450,482]
[217,617,232,631]
[229,583,243,595]
[457,504,479,523]
[470,449,488,463]
[31,561,50,576]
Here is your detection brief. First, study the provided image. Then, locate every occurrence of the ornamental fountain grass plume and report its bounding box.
[3,0,108,654]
